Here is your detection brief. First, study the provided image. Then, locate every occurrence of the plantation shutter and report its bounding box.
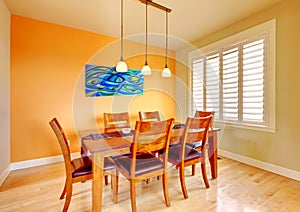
[192,58,204,114]
[222,47,239,121]
[205,52,220,119]
[190,20,275,130]
[191,36,266,125]
[242,38,265,123]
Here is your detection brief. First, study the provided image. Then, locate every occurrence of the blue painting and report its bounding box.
[85,64,144,97]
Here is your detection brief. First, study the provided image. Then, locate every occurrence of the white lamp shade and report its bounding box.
[141,64,151,75]
[162,67,171,77]
[116,60,128,72]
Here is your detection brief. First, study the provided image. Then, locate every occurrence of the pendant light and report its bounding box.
[162,10,171,77]
[141,0,151,75]
[139,0,172,77]
[116,0,128,72]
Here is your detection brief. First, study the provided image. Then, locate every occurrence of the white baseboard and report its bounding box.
[10,152,81,171]
[3,150,299,186]
[0,164,12,186]
[0,152,81,186]
[219,149,300,181]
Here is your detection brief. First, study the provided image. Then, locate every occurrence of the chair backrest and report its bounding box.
[181,116,212,155]
[194,111,215,126]
[49,118,72,177]
[131,118,174,176]
[138,111,161,122]
[103,112,131,133]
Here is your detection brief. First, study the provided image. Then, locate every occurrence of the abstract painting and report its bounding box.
[85,64,144,97]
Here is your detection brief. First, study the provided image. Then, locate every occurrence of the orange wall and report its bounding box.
[10,15,176,162]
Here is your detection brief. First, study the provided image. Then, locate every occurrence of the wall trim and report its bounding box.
[3,150,299,185]
[219,149,300,181]
[0,152,81,185]
[0,164,12,186]
[10,152,81,171]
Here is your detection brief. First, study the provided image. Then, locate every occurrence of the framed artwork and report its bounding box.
[85,64,144,97]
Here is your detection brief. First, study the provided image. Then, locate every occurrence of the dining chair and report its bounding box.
[103,112,131,133]
[192,110,215,175]
[49,118,117,211]
[114,118,175,212]
[168,116,212,199]
[138,110,161,122]
[194,111,215,123]
[138,110,162,182]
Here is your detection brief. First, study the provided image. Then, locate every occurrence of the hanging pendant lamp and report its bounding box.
[116,0,128,72]
[162,10,171,77]
[139,0,172,77]
[141,0,151,75]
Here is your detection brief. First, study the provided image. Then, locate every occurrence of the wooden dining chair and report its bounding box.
[194,111,215,123]
[49,118,117,212]
[138,111,161,122]
[103,112,131,133]
[192,110,215,175]
[138,110,163,182]
[114,118,175,212]
[168,116,212,199]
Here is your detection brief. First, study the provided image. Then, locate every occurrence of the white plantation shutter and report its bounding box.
[222,47,239,121]
[192,58,204,112]
[242,38,265,123]
[205,53,220,119]
[190,19,276,131]
[191,36,267,126]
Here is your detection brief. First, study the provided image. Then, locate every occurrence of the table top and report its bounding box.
[83,137,132,153]
[81,125,220,154]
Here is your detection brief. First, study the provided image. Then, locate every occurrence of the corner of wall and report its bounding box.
[0,164,11,186]
[0,0,11,182]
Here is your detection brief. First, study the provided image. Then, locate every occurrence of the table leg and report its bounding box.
[92,152,104,212]
[208,132,218,179]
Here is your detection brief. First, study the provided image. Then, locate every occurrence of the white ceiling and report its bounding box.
[3,0,282,49]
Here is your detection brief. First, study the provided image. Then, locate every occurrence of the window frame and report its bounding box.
[188,19,276,132]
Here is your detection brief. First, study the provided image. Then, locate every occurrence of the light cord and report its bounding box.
[120,0,124,60]
[165,10,168,67]
[145,1,148,64]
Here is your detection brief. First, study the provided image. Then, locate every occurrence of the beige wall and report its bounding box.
[0,0,10,180]
[176,0,300,172]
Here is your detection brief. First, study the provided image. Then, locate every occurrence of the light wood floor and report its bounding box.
[1,156,300,212]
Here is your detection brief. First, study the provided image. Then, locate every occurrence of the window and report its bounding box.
[189,20,276,132]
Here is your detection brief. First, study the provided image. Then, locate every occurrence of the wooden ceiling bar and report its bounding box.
[139,0,172,13]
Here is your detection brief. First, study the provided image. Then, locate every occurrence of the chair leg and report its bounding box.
[130,181,137,212]
[179,166,188,199]
[105,175,109,185]
[62,183,72,212]
[192,164,196,176]
[201,163,210,188]
[162,173,170,207]
[111,170,119,203]
[59,182,67,199]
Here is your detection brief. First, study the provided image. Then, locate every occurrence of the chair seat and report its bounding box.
[168,144,202,165]
[186,140,210,149]
[72,156,116,178]
[115,152,163,177]
[111,152,131,160]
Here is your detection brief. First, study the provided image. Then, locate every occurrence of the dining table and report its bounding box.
[80,124,220,212]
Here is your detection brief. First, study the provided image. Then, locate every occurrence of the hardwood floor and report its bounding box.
[1,157,300,211]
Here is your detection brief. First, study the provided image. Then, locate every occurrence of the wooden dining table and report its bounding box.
[80,126,220,212]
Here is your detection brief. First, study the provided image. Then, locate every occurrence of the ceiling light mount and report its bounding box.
[139,0,171,13]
